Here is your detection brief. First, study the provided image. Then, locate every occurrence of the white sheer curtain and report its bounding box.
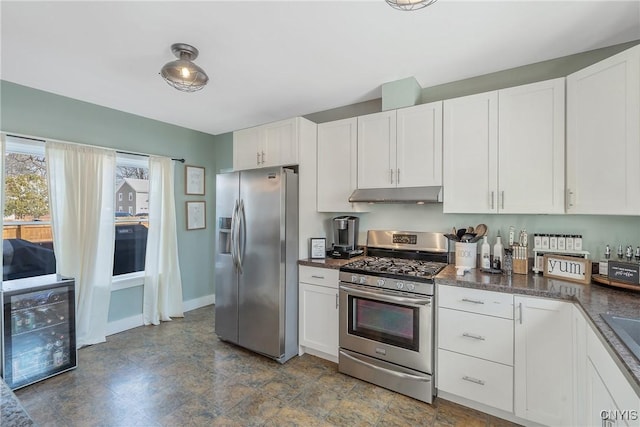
[46,141,116,347]
[143,156,184,325]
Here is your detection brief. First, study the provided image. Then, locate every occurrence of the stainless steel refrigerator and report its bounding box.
[215,167,298,363]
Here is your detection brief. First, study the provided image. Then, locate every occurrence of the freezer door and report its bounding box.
[237,168,287,358]
[214,172,240,343]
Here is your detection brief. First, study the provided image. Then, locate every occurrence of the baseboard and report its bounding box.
[106,293,215,336]
[106,314,144,336]
[183,293,215,312]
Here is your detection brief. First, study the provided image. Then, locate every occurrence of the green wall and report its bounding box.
[0,80,225,321]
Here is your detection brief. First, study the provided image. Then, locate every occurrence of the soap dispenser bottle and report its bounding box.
[481,236,491,269]
[493,232,504,270]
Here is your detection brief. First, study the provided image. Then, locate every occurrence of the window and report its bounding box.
[114,153,149,276]
[3,136,56,280]
[118,193,122,201]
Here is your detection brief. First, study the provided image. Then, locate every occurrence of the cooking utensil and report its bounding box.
[444,234,459,241]
[467,226,474,234]
[461,233,476,242]
[474,224,488,237]
[456,228,466,240]
[470,234,484,243]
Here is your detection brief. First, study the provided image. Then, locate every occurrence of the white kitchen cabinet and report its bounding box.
[233,117,300,171]
[317,118,362,212]
[498,78,565,214]
[566,45,640,215]
[437,285,514,413]
[357,102,442,189]
[443,78,565,214]
[357,110,396,189]
[396,102,443,187]
[443,91,498,213]
[585,320,640,427]
[298,266,339,362]
[514,296,574,426]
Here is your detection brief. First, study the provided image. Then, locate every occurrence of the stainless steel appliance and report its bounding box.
[329,216,363,259]
[215,167,298,363]
[338,230,449,403]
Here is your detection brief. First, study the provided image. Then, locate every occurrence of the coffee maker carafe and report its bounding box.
[330,216,363,259]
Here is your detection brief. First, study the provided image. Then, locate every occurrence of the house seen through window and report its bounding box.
[2,136,151,280]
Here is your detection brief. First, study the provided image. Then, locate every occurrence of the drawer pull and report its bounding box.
[311,275,325,279]
[462,376,485,386]
[462,332,485,341]
[461,298,485,305]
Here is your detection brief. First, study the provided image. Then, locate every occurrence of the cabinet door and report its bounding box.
[357,111,396,189]
[514,296,574,426]
[443,92,498,213]
[262,118,298,168]
[233,127,262,171]
[586,359,625,427]
[317,118,358,212]
[567,45,640,215]
[299,282,338,359]
[396,102,443,188]
[498,78,565,214]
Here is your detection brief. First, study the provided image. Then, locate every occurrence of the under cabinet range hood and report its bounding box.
[348,186,443,204]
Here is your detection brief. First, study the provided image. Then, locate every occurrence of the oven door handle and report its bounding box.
[339,284,432,306]
[339,350,431,382]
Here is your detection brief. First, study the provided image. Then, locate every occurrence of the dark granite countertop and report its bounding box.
[298,256,365,270]
[1,378,34,426]
[436,265,640,395]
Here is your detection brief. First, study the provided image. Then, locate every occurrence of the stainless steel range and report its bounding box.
[338,230,449,404]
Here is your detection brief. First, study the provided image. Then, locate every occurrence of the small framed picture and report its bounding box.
[310,238,326,259]
[185,165,205,195]
[186,201,206,230]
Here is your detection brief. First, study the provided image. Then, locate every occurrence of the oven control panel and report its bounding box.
[340,272,433,296]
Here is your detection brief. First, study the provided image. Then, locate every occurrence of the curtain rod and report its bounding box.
[5,133,185,163]
[116,150,185,163]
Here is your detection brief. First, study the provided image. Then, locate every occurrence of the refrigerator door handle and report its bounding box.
[237,199,246,274]
[230,199,239,270]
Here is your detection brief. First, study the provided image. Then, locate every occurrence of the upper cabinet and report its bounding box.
[317,118,360,212]
[443,78,565,214]
[357,102,443,189]
[233,118,300,170]
[566,45,640,215]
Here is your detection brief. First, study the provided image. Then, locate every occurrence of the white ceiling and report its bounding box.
[2,1,639,136]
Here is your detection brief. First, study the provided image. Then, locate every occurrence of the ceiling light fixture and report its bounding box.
[386,0,438,11]
[160,43,209,92]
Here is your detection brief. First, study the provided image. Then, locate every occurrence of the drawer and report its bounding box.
[438,349,513,413]
[438,308,513,365]
[299,265,339,288]
[437,284,513,319]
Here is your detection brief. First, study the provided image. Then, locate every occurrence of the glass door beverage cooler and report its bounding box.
[1,274,76,390]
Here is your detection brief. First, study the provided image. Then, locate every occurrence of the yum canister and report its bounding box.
[455,242,478,270]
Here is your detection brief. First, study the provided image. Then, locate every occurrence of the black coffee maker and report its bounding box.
[329,216,363,259]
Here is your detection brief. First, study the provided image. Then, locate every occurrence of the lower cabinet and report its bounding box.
[437,285,514,413]
[298,266,339,362]
[584,319,640,427]
[514,296,574,426]
[436,285,640,427]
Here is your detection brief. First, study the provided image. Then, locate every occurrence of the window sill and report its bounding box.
[111,271,144,291]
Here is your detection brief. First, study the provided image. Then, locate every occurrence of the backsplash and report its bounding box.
[322,203,640,261]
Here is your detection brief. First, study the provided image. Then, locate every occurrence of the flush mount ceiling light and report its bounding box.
[386,0,438,11]
[160,43,209,92]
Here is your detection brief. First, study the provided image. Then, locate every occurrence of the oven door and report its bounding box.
[339,283,432,374]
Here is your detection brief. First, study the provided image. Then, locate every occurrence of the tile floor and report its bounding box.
[15,306,520,426]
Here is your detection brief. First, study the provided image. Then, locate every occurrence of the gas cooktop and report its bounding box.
[341,256,447,279]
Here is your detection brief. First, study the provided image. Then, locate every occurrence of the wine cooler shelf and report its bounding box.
[2,274,77,390]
